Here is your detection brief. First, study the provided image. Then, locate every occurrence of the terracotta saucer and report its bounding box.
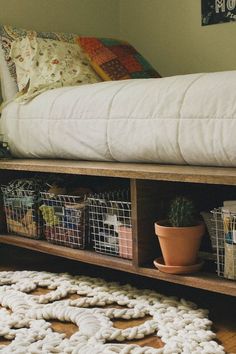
[153,257,204,275]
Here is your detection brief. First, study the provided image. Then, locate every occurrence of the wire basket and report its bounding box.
[40,192,87,249]
[1,179,43,239]
[88,191,132,259]
[200,211,218,252]
[211,208,236,280]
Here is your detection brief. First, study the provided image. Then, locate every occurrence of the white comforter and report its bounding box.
[2,71,236,166]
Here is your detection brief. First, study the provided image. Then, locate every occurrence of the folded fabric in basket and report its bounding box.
[222,201,236,244]
[39,205,60,227]
[2,178,44,239]
[224,242,236,280]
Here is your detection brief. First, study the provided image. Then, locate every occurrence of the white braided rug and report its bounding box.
[0,271,225,354]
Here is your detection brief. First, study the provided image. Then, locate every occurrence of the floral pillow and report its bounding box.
[78,37,161,81]
[0,24,78,83]
[10,35,101,103]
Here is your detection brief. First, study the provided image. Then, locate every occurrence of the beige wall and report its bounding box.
[120,0,236,76]
[1,0,236,76]
[0,0,119,36]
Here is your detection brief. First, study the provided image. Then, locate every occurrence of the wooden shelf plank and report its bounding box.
[137,266,236,297]
[0,235,132,273]
[1,159,236,185]
[1,235,236,296]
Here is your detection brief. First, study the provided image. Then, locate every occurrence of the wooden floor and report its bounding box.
[0,245,235,353]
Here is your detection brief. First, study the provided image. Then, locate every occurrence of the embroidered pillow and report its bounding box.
[0,24,78,83]
[78,37,161,81]
[10,36,101,103]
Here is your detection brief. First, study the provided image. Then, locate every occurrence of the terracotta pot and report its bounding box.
[154,221,205,266]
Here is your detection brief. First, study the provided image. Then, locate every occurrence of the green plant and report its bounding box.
[168,196,197,227]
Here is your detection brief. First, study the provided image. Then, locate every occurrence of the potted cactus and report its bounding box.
[154,196,205,267]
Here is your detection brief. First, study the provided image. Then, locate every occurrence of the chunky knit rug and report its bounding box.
[0,271,225,354]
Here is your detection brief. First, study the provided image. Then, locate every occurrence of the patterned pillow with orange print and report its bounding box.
[0,24,79,82]
[77,37,161,81]
[10,35,101,103]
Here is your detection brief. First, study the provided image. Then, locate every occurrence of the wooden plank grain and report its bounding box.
[0,235,132,273]
[137,266,236,297]
[0,159,236,185]
[1,235,236,296]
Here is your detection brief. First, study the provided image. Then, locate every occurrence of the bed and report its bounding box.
[1,25,236,167]
[1,70,236,167]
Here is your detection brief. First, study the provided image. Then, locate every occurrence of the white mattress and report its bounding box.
[2,71,236,166]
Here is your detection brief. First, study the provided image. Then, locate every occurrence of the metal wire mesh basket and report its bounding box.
[1,179,43,239]
[88,190,132,259]
[211,208,236,280]
[200,211,218,252]
[40,192,87,249]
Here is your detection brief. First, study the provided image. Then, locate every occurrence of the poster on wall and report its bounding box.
[202,0,236,25]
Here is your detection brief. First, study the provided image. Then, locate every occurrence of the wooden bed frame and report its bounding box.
[0,159,236,297]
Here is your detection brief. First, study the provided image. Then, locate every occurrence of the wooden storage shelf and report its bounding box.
[138,266,236,297]
[1,158,236,185]
[1,234,236,297]
[0,235,133,272]
[0,158,236,297]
